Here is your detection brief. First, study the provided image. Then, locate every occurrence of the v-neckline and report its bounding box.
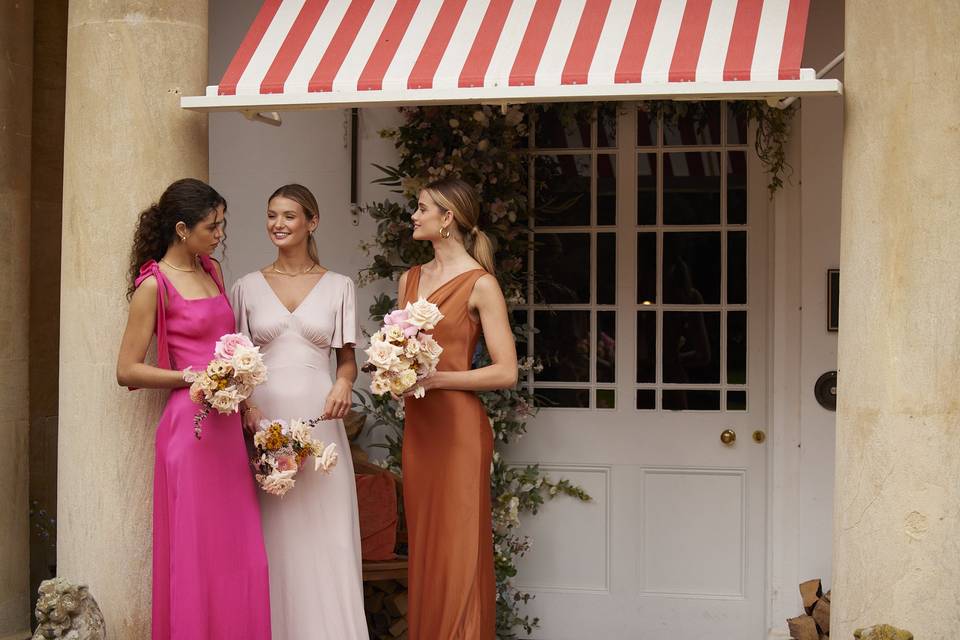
[258,269,329,315]
[415,266,485,302]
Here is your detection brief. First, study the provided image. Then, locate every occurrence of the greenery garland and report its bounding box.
[355,99,795,637]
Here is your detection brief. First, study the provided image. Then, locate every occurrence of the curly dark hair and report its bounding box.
[126,178,227,299]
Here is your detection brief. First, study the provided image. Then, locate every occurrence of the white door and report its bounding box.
[509,103,769,640]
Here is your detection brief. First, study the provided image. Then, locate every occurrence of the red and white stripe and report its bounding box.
[186,0,837,110]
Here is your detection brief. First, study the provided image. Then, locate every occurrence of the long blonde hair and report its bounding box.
[422,177,495,274]
[268,184,320,264]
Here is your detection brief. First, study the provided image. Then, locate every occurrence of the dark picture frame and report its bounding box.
[827,268,840,331]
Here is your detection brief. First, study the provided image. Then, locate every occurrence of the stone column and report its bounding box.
[833,4,960,639]
[0,0,34,637]
[58,2,208,636]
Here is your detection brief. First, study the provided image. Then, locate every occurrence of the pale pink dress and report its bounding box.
[134,256,271,640]
[231,270,368,640]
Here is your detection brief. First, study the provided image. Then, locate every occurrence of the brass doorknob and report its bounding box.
[720,429,736,445]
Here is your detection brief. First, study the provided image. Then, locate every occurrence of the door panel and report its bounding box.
[510,103,768,640]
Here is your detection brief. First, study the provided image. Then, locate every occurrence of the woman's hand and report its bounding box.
[322,378,353,420]
[402,371,439,398]
[242,405,265,435]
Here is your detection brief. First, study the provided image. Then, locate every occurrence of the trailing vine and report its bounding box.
[355,98,795,637]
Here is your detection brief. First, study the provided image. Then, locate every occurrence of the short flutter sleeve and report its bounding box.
[230,277,251,340]
[330,275,358,349]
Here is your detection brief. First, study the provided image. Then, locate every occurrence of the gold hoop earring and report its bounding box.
[440,226,451,239]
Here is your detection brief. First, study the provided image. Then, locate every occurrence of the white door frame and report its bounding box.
[764,118,806,639]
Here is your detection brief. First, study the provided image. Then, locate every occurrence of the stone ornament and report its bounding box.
[854,624,913,640]
[32,578,106,640]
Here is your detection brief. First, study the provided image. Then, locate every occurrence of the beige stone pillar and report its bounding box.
[833,4,960,638]
[0,0,34,636]
[58,2,208,635]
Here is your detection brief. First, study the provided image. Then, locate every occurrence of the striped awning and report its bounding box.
[182,0,840,112]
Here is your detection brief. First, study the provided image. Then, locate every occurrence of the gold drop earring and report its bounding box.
[440,225,451,239]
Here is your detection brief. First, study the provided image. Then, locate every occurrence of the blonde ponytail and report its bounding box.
[423,177,496,275]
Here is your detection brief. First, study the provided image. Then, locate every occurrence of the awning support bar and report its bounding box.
[242,110,282,126]
[777,51,845,109]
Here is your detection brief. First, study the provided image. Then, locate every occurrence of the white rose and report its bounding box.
[418,333,443,361]
[231,345,264,375]
[365,342,403,371]
[370,374,392,395]
[209,386,241,414]
[206,359,233,379]
[404,339,421,358]
[260,470,296,496]
[370,330,387,345]
[384,325,405,343]
[314,442,339,473]
[398,368,418,390]
[404,298,444,331]
[289,419,313,444]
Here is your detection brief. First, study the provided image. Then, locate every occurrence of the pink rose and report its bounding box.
[276,455,298,472]
[214,333,252,359]
[384,309,411,329]
[403,325,419,338]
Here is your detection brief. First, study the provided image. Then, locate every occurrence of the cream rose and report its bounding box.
[231,345,263,375]
[314,442,339,473]
[365,342,403,371]
[209,386,241,413]
[206,359,233,379]
[384,325,406,343]
[404,297,444,331]
[260,470,296,496]
[418,333,443,361]
[403,339,421,358]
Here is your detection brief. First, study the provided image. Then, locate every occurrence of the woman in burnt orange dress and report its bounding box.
[397,177,518,639]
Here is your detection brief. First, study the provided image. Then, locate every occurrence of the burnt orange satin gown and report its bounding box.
[401,265,496,640]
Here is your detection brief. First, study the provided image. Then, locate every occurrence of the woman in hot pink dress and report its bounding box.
[116,178,271,639]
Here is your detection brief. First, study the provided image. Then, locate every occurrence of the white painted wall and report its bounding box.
[798,0,844,593]
[208,0,844,631]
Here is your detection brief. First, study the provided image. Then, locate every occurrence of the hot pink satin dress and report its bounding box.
[134,256,271,640]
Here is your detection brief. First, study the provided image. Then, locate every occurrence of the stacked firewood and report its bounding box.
[787,579,831,640]
[364,579,409,640]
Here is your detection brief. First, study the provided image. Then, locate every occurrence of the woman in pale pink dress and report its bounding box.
[231,184,368,639]
[116,178,271,639]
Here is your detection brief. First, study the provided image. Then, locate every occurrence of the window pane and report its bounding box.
[638,152,657,225]
[598,103,617,147]
[664,151,721,225]
[727,390,747,411]
[663,390,721,411]
[597,311,616,383]
[534,233,590,303]
[728,151,747,224]
[535,388,590,408]
[534,154,591,226]
[636,389,656,410]
[727,104,748,145]
[663,311,720,383]
[728,231,747,304]
[636,232,657,304]
[598,233,616,304]
[727,311,747,385]
[636,311,656,383]
[663,102,721,146]
[598,154,617,225]
[534,104,591,148]
[637,108,658,147]
[534,310,590,382]
[663,232,721,304]
[596,389,616,409]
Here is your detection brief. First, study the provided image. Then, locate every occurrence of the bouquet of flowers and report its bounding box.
[184,333,267,439]
[251,418,339,496]
[362,297,444,398]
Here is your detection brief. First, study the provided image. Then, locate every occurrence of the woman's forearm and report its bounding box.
[117,362,188,390]
[429,363,518,393]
